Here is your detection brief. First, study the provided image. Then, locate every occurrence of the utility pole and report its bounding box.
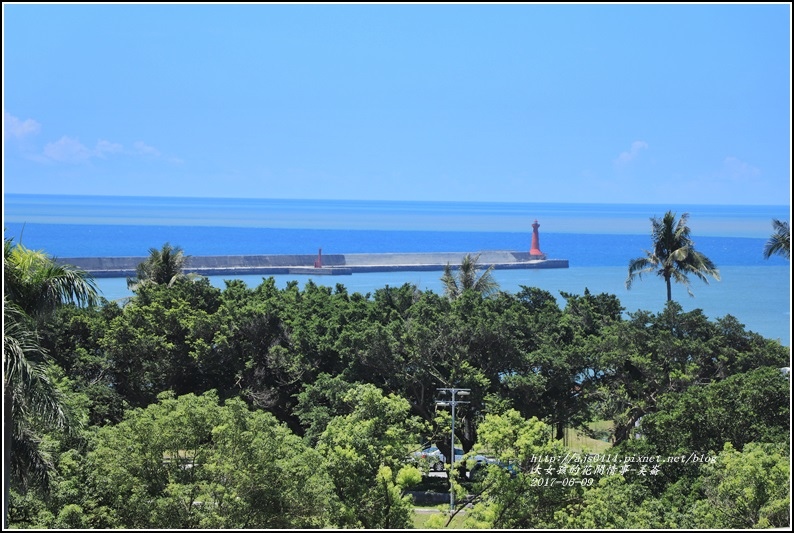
[436,387,470,511]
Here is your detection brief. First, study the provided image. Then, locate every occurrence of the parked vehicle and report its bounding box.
[414,446,444,471]
[411,446,464,471]
[467,456,519,480]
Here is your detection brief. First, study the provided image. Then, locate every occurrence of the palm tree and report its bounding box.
[4,301,69,492]
[127,242,190,290]
[625,211,720,302]
[3,237,99,501]
[763,219,790,260]
[4,238,100,318]
[441,253,500,299]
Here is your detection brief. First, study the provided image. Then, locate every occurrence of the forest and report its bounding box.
[4,234,791,529]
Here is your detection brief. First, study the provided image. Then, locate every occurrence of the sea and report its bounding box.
[4,194,791,347]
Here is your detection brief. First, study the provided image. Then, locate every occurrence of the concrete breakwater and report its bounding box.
[57,251,569,278]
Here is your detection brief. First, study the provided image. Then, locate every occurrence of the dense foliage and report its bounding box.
[4,239,790,529]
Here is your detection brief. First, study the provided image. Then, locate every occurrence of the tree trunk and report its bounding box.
[555,419,565,441]
[613,407,645,445]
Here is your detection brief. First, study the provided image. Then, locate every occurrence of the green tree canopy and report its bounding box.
[461,410,579,528]
[44,391,339,529]
[6,238,790,530]
[316,383,424,528]
[636,366,790,457]
[689,442,790,529]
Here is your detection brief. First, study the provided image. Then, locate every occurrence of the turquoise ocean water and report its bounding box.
[4,194,790,346]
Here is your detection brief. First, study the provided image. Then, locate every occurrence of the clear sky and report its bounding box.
[3,3,791,205]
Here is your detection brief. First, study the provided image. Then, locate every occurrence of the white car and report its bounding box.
[412,446,464,471]
[466,455,519,480]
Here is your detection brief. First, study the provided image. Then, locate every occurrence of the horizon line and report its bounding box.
[4,192,790,209]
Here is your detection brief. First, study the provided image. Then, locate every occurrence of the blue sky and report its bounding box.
[3,3,791,205]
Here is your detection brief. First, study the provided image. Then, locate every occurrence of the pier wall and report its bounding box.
[57,251,568,278]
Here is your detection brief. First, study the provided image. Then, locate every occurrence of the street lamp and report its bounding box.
[436,387,470,511]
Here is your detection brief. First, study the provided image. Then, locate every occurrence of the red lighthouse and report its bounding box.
[530,220,545,258]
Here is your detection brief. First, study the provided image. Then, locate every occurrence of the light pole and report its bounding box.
[436,387,470,511]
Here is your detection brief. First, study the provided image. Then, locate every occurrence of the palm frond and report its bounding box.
[10,423,56,493]
[4,301,70,431]
[4,240,100,316]
[132,242,189,287]
[763,219,790,260]
[441,254,500,299]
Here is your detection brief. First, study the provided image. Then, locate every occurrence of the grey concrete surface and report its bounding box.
[57,251,568,277]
